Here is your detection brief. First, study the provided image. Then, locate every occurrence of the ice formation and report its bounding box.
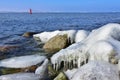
[64,68,77,80]
[35,59,48,77]
[51,42,89,70]
[0,73,41,80]
[33,30,60,43]
[75,30,89,43]
[0,59,49,80]
[71,61,119,80]
[51,23,120,70]
[33,30,77,43]
[0,55,46,68]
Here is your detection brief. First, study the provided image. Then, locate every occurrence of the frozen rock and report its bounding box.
[85,23,120,62]
[51,42,89,70]
[33,30,77,43]
[0,73,41,80]
[75,30,89,43]
[33,30,60,43]
[0,59,49,80]
[51,23,120,70]
[64,68,77,80]
[35,59,49,77]
[0,55,46,68]
[88,41,116,62]
[71,61,119,80]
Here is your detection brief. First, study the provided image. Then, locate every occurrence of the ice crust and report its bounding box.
[71,61,119,80]
[75,30,89,43]
[0,59,49,80]
[0,55,46,68]
[33,30,77,43]
[51,23,120,70]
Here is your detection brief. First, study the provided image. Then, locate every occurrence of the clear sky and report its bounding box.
[0,0,120,12]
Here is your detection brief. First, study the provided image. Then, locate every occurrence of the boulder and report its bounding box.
[43,34,69,54]
[33,30,76,43]
[54,72,68,80]
[22,32,38,38]
[0,45,19,53]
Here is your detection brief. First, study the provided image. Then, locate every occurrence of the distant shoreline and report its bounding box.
[0,12,120,14]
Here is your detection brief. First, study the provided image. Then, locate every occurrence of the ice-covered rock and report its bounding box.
[51,23,120,70]
[33,30,77,43]
[51,42,89,70]
[75,30,90,43]
[85,23,120,62]
[88,41,116,62]
[33,30,60,43]
[71,61,119,80]
[0,55,46,68]
[64,68,77,80]
[0,73,41,80]
[35,59,48,76]
[0,59,49,80]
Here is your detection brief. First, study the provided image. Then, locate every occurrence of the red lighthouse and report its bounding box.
[29,9,32,14]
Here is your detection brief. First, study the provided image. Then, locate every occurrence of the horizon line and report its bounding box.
[0,11,120,13]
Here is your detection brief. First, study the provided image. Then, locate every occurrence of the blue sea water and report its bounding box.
[0,12,120,58]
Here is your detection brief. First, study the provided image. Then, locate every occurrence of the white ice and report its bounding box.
[75,30,89,43]
[64,68,77,80]
[0,59,49,80]
[71,61,119,80]
[51,23,120,70]
[0,55,46,68]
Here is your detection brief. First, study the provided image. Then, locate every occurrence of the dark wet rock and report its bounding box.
[48,64,58,78]
[21,65,38,72]
[1,65,38,75]
[0,45,19,53]
[22,32,38,38]
[54,72,68,80]
[43,34,69,54]
[1,68,21,75]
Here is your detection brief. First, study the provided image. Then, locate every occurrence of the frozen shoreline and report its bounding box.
[0,23,120,80]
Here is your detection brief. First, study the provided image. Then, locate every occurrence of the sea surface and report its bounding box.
[0,12,120,59]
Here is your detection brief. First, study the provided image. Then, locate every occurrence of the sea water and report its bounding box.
[0,12,120,58]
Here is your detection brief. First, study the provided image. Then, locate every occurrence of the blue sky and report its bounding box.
[0,0,120,12]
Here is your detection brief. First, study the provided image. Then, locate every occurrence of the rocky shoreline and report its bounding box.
[0,23,120,80]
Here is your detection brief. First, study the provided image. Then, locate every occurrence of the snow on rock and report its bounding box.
[33,30,60,43]
[0,73,41,80]
[71,61,119,80]
[64,68,77,80]
[33,30,77,43]
[51,23,120,70]
[0,59,49,80]
[0,55,46,68]
[51,42,89,70]
[88,41,115,62]
[75,30,90,43]
[35,59,49,77]
[85,23,120,62]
